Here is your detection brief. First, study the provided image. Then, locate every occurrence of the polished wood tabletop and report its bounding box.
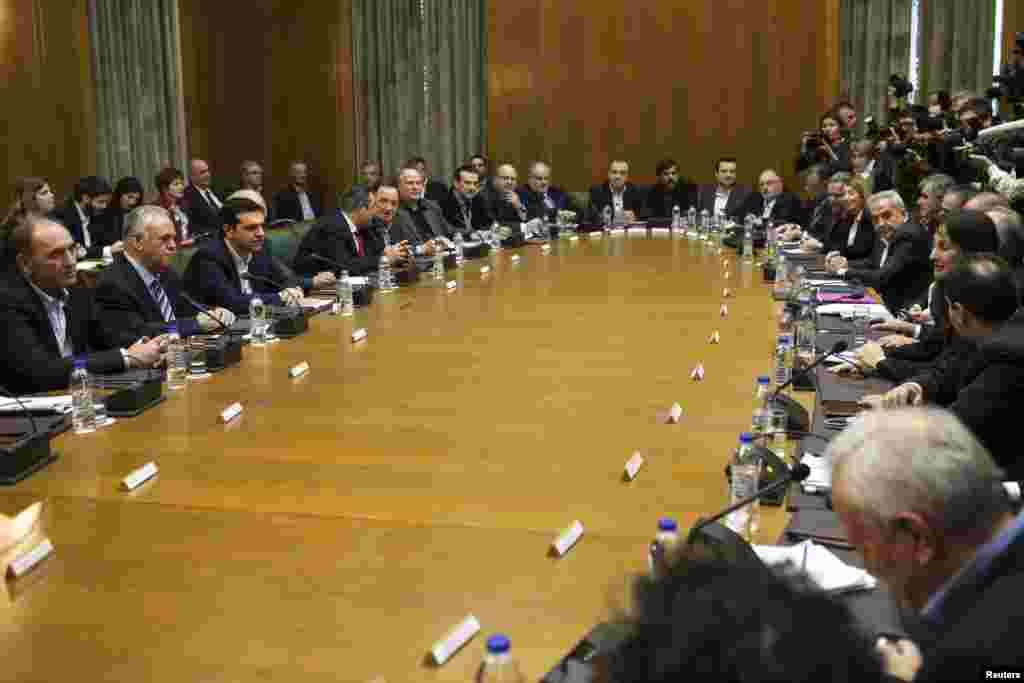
[0,233,806,683]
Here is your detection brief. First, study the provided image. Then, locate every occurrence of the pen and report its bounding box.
[802,542,809,575]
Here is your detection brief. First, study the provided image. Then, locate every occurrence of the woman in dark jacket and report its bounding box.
[871,209,1001,381]
[97,176,144,244]
[796,111,851,176]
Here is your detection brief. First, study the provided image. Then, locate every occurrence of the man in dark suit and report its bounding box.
[644,158,697,220]
[439,165,493,237]
[479,163,546,240]
[736,169,804,224]
[94,205,236,348]
[0,217,163,394]
[183,197,306,315]
[294,186,406,278]
[694,157,752,221]
[183,159,225,238]
[406,156,448,204]
[50,175,122,261]
[271,161,322,223]
[830,408,1024,680]
[517,161,571,223]
[389,167,451,265]
[827,190,932,313]
[587,160,645,225]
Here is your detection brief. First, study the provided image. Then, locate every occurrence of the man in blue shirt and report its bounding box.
[829,408,1024,681]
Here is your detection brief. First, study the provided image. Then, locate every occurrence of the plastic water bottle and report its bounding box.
[796,304,816,357]
[687,206,698,237]
[491,222,503,252]
[250,295,267,346]
[432,249,444,280]
[743,226,754,263]
[671,204,681,230]
[699,209,710,238]
[377,253,394,292]
[774,333,794,389]
[602,205,612,230]
[165,323,187,389]
[336,269,354,317]
[649,517,680,578]
[71,356,96,434]
[476,634,525,683]
[727,433,761,542]
[775,254,791,298]
[454,231,465,267]
[752,375,772,442]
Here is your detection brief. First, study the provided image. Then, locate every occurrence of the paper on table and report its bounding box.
[0,396,72,414]
[75,261,105,272]
[753,540,877,593]
[816,303,893,320]
[784,248,815,256]
[806,279,846,286]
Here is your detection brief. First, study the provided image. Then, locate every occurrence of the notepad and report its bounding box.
[754,540,877,593]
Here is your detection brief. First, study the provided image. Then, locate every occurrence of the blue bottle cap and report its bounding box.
[486,634,510,654]
[658,518,678,532]
[165,322,178,334]
[73,356,87,369]
[740,432,754,443]
[757,376,770,384]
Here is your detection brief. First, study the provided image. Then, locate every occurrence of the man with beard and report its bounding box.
[439,165,493,237]
[588,160,644,224]
[50,175,121,260]
[643,158,697,221]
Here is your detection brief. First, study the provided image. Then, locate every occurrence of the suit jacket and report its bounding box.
[93,254,201,348]
[50,199,118,260]
[182,237,296,315]
[517,185,572,222]
[823,210,877,261]
[424,179,449,204]
[735,191,804,225]
[587,182,645,223]
[913,521,1024,681]
[390,199,453,246]
[271,187,323,223]
[796,139,852,176]
[182,184,224,238]
[843,223,932,313]
[694,184,754,220]
[912,310,1024,480]
[0,269,123,394]
[293,213,386,278]
[439,189,494,235]
[644,181,698,219]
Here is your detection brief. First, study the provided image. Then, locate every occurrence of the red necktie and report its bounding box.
[354,228,364,256]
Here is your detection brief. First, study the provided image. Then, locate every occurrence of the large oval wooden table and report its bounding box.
[1,232,800,682]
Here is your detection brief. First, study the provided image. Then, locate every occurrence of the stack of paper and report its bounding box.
[816,303,893,320]
[753,540,877,593]
[0,396,72,415]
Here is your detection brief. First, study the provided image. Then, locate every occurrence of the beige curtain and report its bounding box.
[353,0,487,183]
[916,0,996,105]
[840,0,914,124]
[88,0,184,190]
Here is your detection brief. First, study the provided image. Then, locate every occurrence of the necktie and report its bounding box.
[879,244,889,269]
[353,227,364,256]
[150,279,176,323]
[205,190,220,209]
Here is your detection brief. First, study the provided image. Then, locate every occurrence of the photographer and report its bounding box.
[851,138,895,194]
[796,111,851,176]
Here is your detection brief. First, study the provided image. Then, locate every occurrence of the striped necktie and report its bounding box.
[150,278,176,323]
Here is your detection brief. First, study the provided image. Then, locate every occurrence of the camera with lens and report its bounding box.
[889,74,914,100]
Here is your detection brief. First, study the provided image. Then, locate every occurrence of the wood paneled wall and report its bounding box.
[0,0,95,206]
[488,0,841,193]
[178,0,356,211]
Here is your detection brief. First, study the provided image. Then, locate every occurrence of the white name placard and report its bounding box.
[351,328,368,343]
[665,402,683,424]
[431,615,481,665]
[480,265,491,274]
[510,255,521,263]
[624,452,645,480]
[220,402,243,423]
[122,462,158,491]
[1005,482,1022,501]
[552,520,584,556]
[7,538,53,578]
[289,361,310,378]
[446,280,457,290]
[569,235,580,242]
[540,243,551,253]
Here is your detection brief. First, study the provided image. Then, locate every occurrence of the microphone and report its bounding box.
[686,463,812,545]
[308,253,345,272]
[767,340,848,434]
[0,384,57,484]
[179,292,230,334]
[240,271,280,290]
[0,386,40,438]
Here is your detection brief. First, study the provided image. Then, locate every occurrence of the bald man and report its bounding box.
[183,158,224,237]
[0,217,164,393]
[272,161,323,223]
[587,160,644,225]
[736,169,803,225]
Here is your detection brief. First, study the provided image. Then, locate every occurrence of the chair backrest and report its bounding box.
[568,191,590,217]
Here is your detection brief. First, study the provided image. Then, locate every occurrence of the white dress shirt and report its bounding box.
[847,211,862,247]
[298,191,316,221]
[713,188,731,217]
[225,240,253,294]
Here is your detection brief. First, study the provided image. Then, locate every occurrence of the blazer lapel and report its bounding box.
[122,258,164,321]
[21,276,62,357]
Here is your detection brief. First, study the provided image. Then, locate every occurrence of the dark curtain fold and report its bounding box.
[88,0,183,190]
[353,0,487,183]
[916,0,996,105]
[840,0,914,125]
